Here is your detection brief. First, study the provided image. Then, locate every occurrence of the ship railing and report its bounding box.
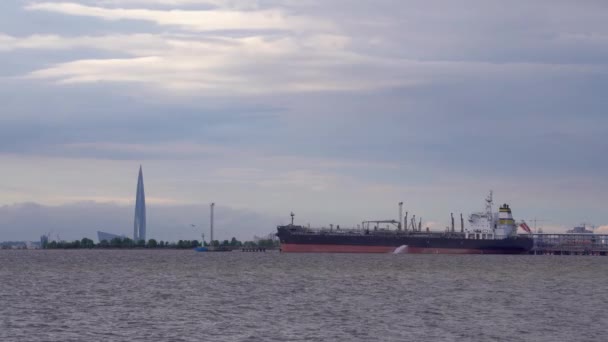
[288,228,467,238]
[290,228,395,236]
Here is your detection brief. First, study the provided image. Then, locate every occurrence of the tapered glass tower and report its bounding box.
[133,165,146,242]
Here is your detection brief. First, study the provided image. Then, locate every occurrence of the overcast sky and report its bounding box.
[1,0,607,241]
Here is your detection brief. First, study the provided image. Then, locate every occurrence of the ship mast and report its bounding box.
[460,213,464,233]
[451,213,455,233]
[485,190,493,218]
[398,202,403,231]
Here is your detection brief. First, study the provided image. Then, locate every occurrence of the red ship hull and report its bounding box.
[281,243,394,253]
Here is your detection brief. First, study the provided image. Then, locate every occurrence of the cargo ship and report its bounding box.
[276,192,533,254]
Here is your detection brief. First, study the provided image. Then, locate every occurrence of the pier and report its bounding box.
[528,233,608,255]
[198,246,279,252]
[240,247,268,252]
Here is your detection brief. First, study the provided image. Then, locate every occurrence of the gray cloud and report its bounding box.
[1,0,607,239]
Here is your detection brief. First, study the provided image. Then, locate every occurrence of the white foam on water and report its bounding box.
[393,245,408,254]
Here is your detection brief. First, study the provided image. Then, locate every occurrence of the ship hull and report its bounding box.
[280,243,528,254]
[277,227,533,254]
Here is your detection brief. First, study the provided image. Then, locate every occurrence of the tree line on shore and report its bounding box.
[42,237,279,249]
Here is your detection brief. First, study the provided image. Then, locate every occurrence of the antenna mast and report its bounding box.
[210,203,215,244]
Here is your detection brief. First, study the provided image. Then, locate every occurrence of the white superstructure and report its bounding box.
[464,191,518,240]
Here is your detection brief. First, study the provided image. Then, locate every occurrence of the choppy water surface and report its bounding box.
[1,250,607,341]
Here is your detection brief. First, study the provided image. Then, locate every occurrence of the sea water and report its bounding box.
[1,250,607,341]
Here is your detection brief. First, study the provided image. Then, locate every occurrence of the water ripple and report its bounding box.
[1,251,607,341]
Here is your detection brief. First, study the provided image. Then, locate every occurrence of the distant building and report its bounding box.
[25,241,41,249]
[567,226,594,234]
[133,165,147,242]
[40,234,49,247]
[97,231,126,242]
[0,241,39,249]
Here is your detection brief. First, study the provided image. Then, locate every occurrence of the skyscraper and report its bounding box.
[133,165,146,242]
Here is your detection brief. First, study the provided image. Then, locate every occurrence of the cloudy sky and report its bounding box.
[1,0,607,241]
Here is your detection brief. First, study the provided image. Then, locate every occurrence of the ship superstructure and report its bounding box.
[463,191,518,240]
